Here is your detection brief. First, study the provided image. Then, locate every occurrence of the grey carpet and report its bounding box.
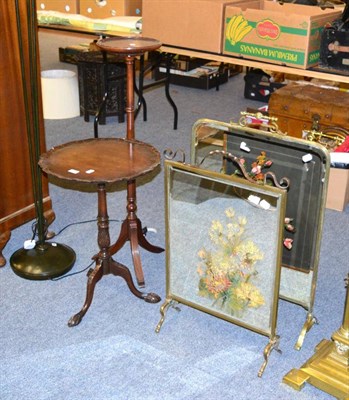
[0,31,348,400]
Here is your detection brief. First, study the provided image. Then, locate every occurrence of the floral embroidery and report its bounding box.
[197,208,265,317]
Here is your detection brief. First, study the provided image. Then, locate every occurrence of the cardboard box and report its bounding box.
[142,0,238,53]
[37,0,79,13]
[223,0,342,69]
[326,167,349,211]
[79,0,142,18]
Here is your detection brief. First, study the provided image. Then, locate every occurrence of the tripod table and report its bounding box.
[39,138,162,326]
[96,36,164,287]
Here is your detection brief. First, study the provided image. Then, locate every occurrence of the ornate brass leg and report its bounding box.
[295,313,318,351]
[155,298,180,333]
[258,336,282,377]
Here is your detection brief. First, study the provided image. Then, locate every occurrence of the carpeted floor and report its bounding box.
[0,30,348,400]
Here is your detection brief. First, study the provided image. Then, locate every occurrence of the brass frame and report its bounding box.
[190,117,331,351]
[156,160,287,376]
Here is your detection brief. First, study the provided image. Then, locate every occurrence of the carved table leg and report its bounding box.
[0,231,11,267]
[68,261,103,327]
[109,179,164,287]
[108,258,160,303]
[68,183,110,327]
[68,183,160,327]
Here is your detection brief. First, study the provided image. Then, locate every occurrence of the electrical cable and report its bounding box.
[50,260,95,281]
[45,218,156,280]
[53,219,98,237]
[43,218,120,280]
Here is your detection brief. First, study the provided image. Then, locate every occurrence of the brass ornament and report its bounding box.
[305,126,347,151]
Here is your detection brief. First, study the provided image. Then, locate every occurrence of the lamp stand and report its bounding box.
[10,0,75,280]
[10,243,76,280]
[283,275,349,400]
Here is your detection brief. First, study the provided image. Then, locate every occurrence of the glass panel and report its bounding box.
[192,120,329,274]
[166,162,286,337]
[227,135,324,272]
[191,119,330,311]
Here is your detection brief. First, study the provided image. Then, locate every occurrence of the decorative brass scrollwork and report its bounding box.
[238,111,284,135]
[305,127,347,151]
[199,149,290,190]
[163,148,186,163]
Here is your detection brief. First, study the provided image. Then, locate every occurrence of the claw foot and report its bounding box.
[143,292,161,303]
[68,312,84,327]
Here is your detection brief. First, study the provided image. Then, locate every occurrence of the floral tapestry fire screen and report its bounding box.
[190,117,331,351]
[156,160,287,373]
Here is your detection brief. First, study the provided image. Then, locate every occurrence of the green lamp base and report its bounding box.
[10,242,76,280]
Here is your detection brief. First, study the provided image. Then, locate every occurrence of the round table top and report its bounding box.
[96,36,162,55]
[39,138,160,184]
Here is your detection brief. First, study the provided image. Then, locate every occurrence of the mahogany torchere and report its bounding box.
[0,1,54,267]
[39,138,161,326]
[96,37,164,287]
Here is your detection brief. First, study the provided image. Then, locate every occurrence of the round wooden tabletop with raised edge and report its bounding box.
[96,36,162,55]
[39,138,160,184]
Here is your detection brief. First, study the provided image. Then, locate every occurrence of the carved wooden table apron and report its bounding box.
[96,37,164,287]
[39,138,161,327]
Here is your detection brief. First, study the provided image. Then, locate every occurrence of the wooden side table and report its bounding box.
[96,37,164,287]
[96,36,162,139]
[39,138,162,326]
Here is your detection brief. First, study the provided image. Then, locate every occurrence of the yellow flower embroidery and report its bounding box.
[198,208,265,316]
[235,282,265,308]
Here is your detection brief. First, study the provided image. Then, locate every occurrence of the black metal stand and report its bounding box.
[135,52,178,130]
